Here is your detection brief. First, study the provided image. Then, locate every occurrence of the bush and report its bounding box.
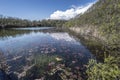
[86,56,120,80]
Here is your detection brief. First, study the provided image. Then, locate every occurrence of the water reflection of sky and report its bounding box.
[0,28,92,60]
[13,27,54,30]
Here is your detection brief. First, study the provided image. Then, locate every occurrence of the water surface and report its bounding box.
[0,27,93,74]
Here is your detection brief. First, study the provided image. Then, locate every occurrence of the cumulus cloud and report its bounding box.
[50,33,76,42]
[49,2,96,20]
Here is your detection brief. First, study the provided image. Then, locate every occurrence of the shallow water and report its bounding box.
[0,27,93,74]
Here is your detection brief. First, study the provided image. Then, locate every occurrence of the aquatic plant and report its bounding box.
[24,54,61,79]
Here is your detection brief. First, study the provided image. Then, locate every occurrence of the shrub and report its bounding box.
[86,56,120,80]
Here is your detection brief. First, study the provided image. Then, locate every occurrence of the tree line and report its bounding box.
[0,15,66,28]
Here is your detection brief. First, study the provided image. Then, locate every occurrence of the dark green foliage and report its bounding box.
[0,15,34,28]
[64,0,120,52]
[86,56,120,80]
[0,15,66,28]
[64,1,120,79]
[40,19,67,27]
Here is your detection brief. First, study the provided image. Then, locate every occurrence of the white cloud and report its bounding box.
[49,2,96,20]
[50,33,77,42]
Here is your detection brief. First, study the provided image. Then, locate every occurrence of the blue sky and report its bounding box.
[0,0,96,20]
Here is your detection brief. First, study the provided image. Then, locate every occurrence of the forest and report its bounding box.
[0,15,66,28]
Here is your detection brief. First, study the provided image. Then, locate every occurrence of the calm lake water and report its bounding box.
[0,27,93,75]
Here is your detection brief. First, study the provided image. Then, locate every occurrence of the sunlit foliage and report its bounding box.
[86,56,120,80]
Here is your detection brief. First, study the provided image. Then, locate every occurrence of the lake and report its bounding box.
[0,27,93,79]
